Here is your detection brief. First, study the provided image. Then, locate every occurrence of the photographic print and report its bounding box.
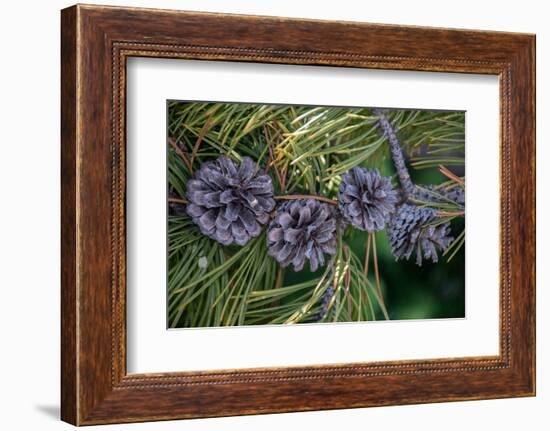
[60,7,535,423]
[167,101,465,328]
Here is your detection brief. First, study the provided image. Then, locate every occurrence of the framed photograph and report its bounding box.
[61,4,535,425]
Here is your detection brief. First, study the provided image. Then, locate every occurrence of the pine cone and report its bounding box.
[338,167,398,232]
[186,156,275,246]
[413,185,465,207]
[443,186,465,206]
[388,204,453,266]
[267,199,337,272]
[374,108,415,197]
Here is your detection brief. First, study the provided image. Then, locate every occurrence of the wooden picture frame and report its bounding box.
[61,4,535,425]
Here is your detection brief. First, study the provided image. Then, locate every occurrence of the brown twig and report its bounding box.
[168,137,193,171]
[190,119,214,169]
[342,245,352,319]
[272,120,289,190]
[264,122,289,191]
[372,233,382,299]
[363,233,372,277]
[438,210,465,217]
[264,125,282,181]
[274,194,337,205]
[439,164,464,186]
[279,163,288,191]
[168,197,189,205]
[270,267,284,309]
[273,268,284,293]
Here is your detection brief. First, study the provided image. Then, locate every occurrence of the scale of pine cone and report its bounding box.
[388,204,453,266]
[186,156,275,246]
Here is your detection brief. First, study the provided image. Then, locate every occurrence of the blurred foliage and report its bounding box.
[167,101,465,328]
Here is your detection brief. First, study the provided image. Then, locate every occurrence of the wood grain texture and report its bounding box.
[60,4,535,425]
[60,5,78,425]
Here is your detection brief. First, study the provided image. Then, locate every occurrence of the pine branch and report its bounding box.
[374,108,415,198]
[167,101,464,328]
[274,194,337,205]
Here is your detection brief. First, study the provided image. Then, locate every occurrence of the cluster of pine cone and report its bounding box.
[175,152,463,272]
